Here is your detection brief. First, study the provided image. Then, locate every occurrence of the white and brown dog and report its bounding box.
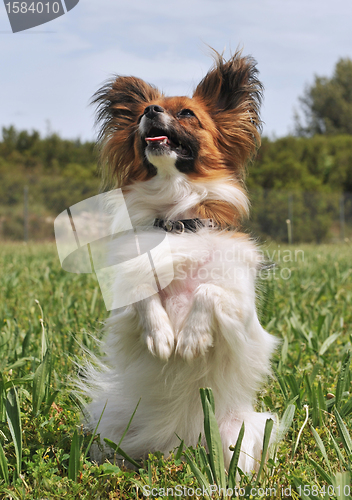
[82,51,278,473]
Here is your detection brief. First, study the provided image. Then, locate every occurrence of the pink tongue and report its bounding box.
[145,136,168,143]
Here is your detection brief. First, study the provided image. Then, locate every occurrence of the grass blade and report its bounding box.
[83,400,107,462]
[254,418,274,486]
[184,449,211,497]
[5,386,22,479]
[32,348,51,415]
[201,387,215,413]
[104,440,141,469]
[200,388,226,491]
[310,425,332,473]
[0,373,5,422]
[198,446,214,484]
[68,429,82,482]
[43,390,60,416]
[90,287,98,315]
[35,299,47,361]
[0,441,9,485]
[311,385,319,428]
[175,439,184,461]
[328,429,346,467]
[308,457,333,485]
[319,332,341,356]
[272,365,288,399]
[228,422,245,490]
[286,374,301,409]
[335,351,351,410]
[334,408,352,456]
[103,398,142,469]
[340,396,352,418]
[277,404,295,442]
[21,322,32,358]
[317,381,326,415]
[148,459,152,485]
[334,471,351,500]
[115,398,141,450]
[114,445,141,470]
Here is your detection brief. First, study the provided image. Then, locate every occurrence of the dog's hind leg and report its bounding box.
[220,412,276,473]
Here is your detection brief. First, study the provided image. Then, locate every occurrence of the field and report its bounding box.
[0,242,352,499]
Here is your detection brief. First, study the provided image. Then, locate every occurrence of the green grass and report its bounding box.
[0,242,352,499]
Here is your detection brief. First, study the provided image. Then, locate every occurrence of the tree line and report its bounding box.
[1,57,352,241]
[1,127,351,200]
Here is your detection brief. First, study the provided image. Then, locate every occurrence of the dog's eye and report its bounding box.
[178,109,196,118]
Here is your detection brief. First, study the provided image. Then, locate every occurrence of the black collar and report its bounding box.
[154,218,216,233]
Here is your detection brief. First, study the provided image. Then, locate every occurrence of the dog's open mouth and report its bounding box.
[144,127,192,158]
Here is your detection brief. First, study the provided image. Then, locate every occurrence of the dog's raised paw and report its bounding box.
[142,310,175,361]
[176,323,213,361]
[133,285,175,361]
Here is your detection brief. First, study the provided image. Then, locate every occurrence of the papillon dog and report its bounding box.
[82,50,278,473]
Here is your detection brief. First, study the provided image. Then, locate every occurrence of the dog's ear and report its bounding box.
[193,51,263,172]
[93,76,161,133]
[92,76,162,186]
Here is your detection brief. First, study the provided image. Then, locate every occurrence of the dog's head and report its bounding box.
[93,50,262,225]
[94,50,262,182]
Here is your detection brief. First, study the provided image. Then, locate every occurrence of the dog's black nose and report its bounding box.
[144,105,164,119]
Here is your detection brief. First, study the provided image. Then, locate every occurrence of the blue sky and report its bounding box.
[1,0,352,141]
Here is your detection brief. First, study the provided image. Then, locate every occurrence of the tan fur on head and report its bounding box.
[93,77,163,186]
[93,50,263,193]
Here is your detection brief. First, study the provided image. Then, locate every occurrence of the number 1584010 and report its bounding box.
[5,2,61,14]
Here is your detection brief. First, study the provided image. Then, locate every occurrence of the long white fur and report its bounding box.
[81,153,278,473]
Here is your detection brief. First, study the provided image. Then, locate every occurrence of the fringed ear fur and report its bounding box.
[92,76,162,186]
[193,50,263,173]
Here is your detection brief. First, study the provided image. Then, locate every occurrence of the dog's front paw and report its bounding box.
[133,285,175,361]
[143,313,175,361]
[176,284,218,361]
[176,320,213,361]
